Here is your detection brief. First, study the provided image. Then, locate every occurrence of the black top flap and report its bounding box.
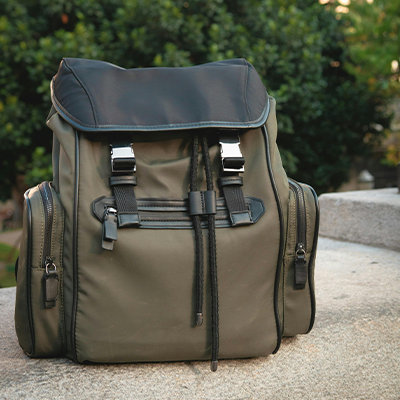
[51,58,269,132]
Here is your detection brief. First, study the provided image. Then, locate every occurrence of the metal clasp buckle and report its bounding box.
[110,144,136,173]
[219,134,245,173]
[44,257,57,274]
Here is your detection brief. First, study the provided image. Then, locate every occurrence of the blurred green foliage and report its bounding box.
[0,242,18,288]
[0,0,390,196]
[342,0,400,169]
[343,0,400,95]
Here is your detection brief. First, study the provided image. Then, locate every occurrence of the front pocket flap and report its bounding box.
[92,196,265,229]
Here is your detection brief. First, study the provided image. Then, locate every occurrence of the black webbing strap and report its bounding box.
[218,175,252,226]
[218,133,252,226]
[109,135,140,227]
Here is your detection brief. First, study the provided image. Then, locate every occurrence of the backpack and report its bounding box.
[14,58,319,371]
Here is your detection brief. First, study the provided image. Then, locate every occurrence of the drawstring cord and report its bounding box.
[189,133,219,372]
[190,134,205,327]
[201,134,219,372]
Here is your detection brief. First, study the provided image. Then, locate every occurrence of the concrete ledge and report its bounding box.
[319,188,400,251]
[1,238,399,399]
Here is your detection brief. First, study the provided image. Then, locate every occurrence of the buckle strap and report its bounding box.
[218,176,252,227]
[110,133,136,174]
[111,143,136,173]
[219,133,245,173]
[108,135,140,240]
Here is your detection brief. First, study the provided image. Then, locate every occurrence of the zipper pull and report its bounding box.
[294,243,307,290]
[44,257,58,309]
[102,207,118,251]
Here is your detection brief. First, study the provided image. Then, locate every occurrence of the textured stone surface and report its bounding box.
[1,238,399,400]
[0,229,22,248]
[319,188,400,251]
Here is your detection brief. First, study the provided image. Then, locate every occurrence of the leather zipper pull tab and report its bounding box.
[44,258,58,309]
[294,243,307,290]
[102,207,118,251]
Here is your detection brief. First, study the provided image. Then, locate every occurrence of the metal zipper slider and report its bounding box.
[102,207,118,251]
[44,257,59,309]
[295,243,307,290]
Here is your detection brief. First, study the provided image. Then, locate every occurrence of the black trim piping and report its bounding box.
[24,188,35,356]
[71,131,79,362]
[262,124,284,354]
[304,184,320,333]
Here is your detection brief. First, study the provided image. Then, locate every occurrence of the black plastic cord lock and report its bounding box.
[189,191,217,216]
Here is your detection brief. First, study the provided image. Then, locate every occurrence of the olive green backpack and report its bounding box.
[15,58,319,371]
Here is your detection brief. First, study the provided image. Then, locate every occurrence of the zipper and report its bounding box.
[102,206,118,251]
[38,182,59,308]
[39,182,54,263]
[288,179,308,290]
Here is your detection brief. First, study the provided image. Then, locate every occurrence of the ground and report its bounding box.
[0,238,399,399]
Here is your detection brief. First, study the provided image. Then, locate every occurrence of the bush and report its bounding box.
[0,0,389,198]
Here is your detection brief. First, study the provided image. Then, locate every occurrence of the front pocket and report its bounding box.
[283,179,319,337]
[15,182,66,357]
[92,195,265,250]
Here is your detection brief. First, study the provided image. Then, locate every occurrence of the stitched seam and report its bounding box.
[58,191,66,351]
[51,187,56,261]
[305,188,311,252]
[72,130,79,362]
[63,59,98,126]
[243,61,251,121]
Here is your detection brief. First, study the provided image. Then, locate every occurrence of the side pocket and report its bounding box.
[283,179,319,337]
[15,182,66,357]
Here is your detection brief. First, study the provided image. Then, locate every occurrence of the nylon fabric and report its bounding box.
[73,127,280,363]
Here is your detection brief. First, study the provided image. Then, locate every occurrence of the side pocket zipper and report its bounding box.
[288,179,307,290]
[102,206,118,251]
[38,182,59,308]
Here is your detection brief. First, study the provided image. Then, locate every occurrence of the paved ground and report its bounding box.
[0,238,399,400]
[0,229,22,248]
[319,188,400,251]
